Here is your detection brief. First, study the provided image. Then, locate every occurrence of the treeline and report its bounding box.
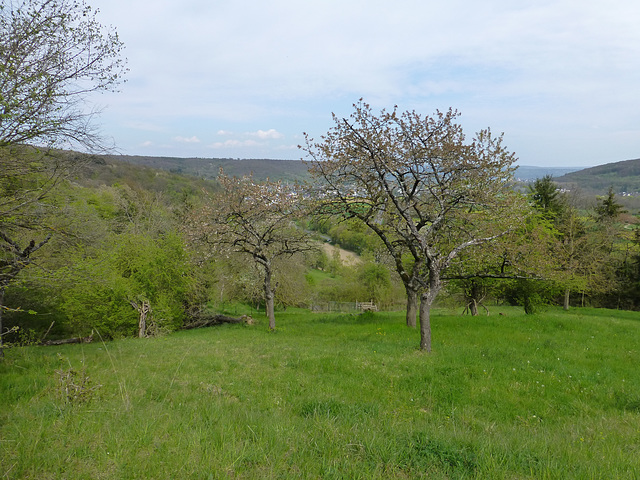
[109,155,312,183]
[510,177,639,311]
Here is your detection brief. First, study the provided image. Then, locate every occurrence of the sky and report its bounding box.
[88,0,640,167]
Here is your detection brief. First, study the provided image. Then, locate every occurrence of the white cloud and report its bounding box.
[250,129,284,140]
[217,130,233,136]
[209,139,260,149]
[174,136,201,144]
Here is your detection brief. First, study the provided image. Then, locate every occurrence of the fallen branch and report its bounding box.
[183,314,254,330]
[43,333,93,346]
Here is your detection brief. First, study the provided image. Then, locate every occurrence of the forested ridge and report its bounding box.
[555,157,640,199]
[108,154,312,183]
[107,153,640,191]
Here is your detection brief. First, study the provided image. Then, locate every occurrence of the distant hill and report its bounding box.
[65,152,219,198]
[554,158,640,195]
[104,154,640,201]
[107,155,311,183]
[109,156,592,183]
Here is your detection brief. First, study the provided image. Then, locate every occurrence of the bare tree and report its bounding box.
[0,0,126,355]
[304,101,528,351]
[188,171,315,330]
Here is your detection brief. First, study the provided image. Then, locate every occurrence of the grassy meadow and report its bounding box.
[2,306,640,479]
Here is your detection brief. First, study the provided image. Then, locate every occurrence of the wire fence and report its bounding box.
[309,301,406,313]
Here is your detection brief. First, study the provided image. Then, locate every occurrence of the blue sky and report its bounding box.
[90,0,640,167]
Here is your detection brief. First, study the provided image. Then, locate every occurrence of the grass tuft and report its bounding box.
[402,434,478,475]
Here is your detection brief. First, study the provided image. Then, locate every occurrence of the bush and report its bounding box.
[59,231,193,338]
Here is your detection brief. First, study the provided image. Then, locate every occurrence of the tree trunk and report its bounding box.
[263,264,276,331]
[419,292,432,352]
[419,274,442,352]
[405,287,418,328]
[469,300,479,316]
[563,288,570,311]
[266,290,275,331]
[130,300,151,338]
[138,301,150,338]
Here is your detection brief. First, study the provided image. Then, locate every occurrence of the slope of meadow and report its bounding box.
[2,307,640,479]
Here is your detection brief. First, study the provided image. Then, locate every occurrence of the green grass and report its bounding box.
[2,306,640,478]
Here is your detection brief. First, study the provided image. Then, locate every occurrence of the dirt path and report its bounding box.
[321,243,361,266]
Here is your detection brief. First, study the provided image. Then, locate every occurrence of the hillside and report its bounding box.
[111,155,585,183]
[64,152,219,198]
[107,155,311,183]
[89,154,640,210]
[554,157,640,195]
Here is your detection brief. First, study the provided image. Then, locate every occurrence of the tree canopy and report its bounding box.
[187,171,315,330]
[0,0,127,149]
[595,186,627,222]
[305,101,530,351]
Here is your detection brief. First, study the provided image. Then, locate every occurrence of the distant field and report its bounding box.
[2,307,640,479]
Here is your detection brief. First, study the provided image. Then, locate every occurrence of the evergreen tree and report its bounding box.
[595,187,627,222]
[528,175,565,220]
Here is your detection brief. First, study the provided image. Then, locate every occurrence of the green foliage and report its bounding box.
[328,219,381,255]
[61,269,137,338]
[497,279,561,314]
[357,261,392,304]
[59,231,192,338]
[74,155,216,207]
[2,172,198,339]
